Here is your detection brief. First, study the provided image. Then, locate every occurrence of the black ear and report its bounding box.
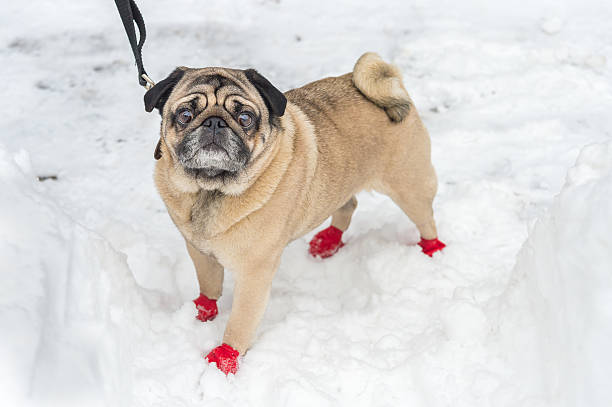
[244,69,287,117]
[144,68,185,114]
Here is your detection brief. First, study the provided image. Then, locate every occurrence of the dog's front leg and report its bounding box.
[205,254,281,375]
[186,242,224,322]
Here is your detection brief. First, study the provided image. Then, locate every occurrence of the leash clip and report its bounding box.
[141,73,155,90]
[115,0,154,91]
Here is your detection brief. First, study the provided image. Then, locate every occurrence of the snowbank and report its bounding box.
[505,142,612,407]
[0,145,148,407]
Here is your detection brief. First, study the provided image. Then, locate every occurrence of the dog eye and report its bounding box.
[238,112,254,128]
[176,109,193,125]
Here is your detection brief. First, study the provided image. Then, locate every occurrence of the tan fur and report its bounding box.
[352,52,412,122]
[330,196,358,231]
[154,53,440,355]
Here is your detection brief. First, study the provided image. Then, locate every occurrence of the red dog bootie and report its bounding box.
[205,344,239,375]
[193,294,218,322]
[309,225,345,258]
[418,237,446,257]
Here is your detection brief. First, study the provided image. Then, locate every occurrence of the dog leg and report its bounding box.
[385,168,445,256]
[206,255,280,374]
[331,195,358,231]
[393,195,445,256]
[186,241,224,322]
[309,196,357,258]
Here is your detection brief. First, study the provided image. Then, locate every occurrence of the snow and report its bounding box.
[1,0,611,406]
[0,147,148,407]
[501,142,612,407]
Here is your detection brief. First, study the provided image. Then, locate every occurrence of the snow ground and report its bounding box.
[1,0,612,406]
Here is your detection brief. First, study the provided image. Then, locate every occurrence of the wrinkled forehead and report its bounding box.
[170,68,258,107]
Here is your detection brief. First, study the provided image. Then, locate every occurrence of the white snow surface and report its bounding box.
[501,142,612,407]
[1,0,612,406]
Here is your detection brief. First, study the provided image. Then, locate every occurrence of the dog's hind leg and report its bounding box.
[187,241,224,322]
[384,166,445,256]
[331,195,358,232]
[309,196,358,258]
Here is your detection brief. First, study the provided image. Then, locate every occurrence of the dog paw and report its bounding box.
[205,344,239,375]
[193,294,218,322]
[418,237,446,257]
[309,225,345,258]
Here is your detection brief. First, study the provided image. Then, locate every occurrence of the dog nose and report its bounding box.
[202,116,228,129]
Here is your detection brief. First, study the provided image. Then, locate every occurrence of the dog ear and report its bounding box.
[144,68,185,114]
[244,69,287,117]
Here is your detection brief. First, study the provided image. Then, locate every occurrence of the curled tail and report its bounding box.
[352,52,411,122]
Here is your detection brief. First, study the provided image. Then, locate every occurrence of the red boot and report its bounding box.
[205,343,239,375]
[418,237,446,257]
[193,294,218,322]
[309,225,345,258]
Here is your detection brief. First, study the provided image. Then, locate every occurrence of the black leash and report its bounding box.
[114,0,163,159]
[114,0,155,89]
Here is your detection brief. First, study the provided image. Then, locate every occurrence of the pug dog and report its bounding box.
[144,52,445,374]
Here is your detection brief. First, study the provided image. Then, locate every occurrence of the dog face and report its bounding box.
[145,67,287,194]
